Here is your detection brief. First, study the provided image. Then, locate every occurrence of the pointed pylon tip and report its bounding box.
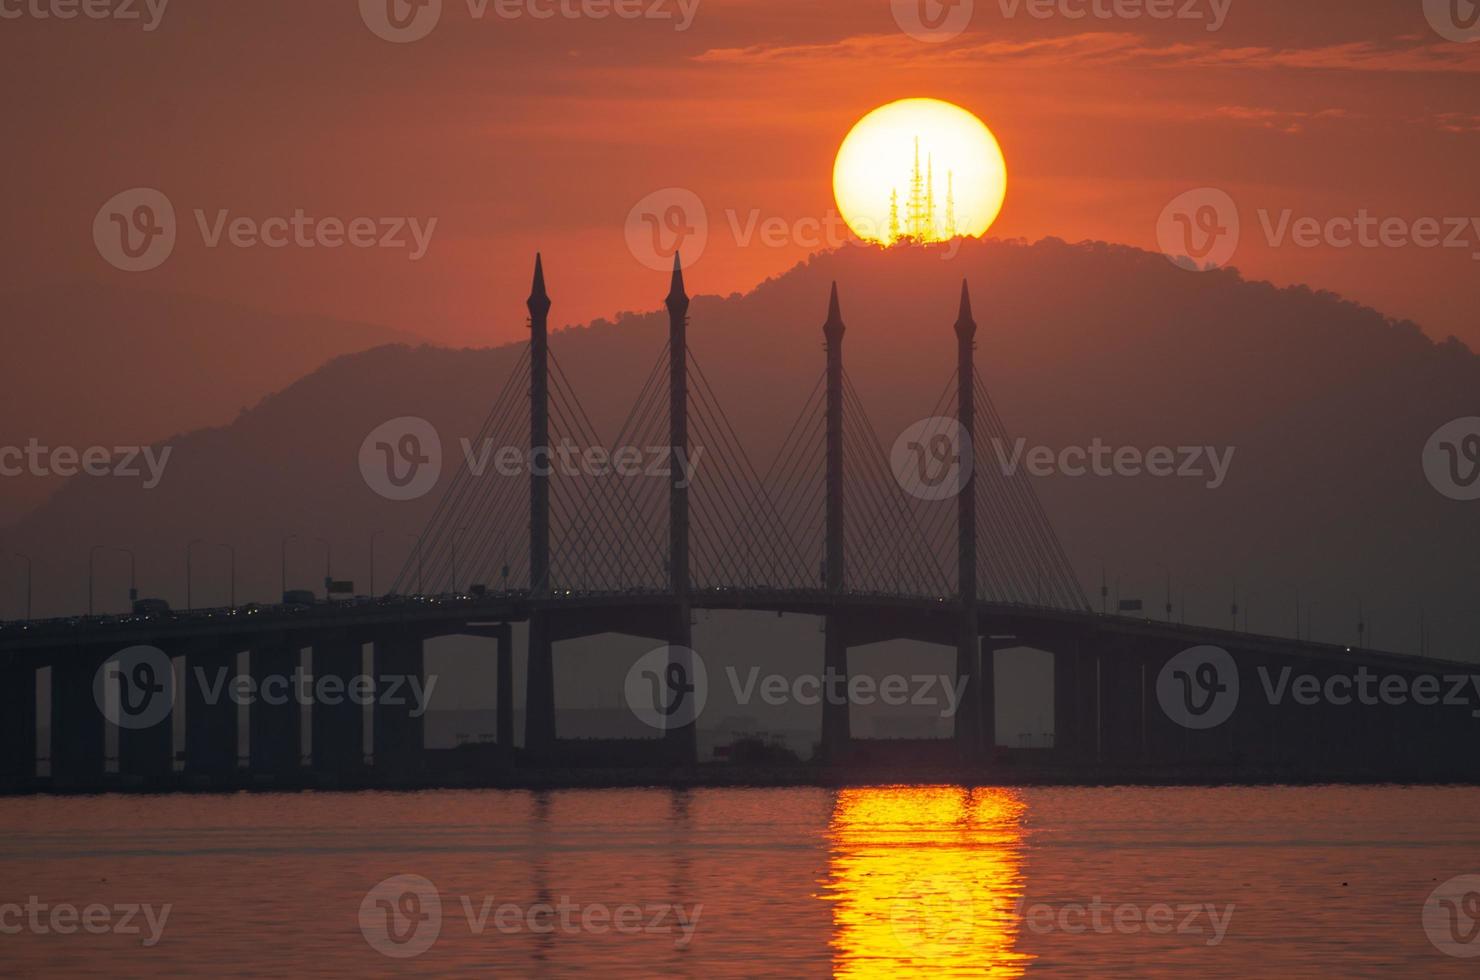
[957,279,973,321]
[527,252,551,317]
[666,251,689,309]
[531,252,546,288]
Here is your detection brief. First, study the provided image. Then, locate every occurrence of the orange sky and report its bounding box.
[4,0,1479,349]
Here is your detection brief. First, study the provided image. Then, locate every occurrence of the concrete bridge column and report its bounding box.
[953,623,980,757]
[1051,641,1091,760]
[0,658,37,782]
[249,635,302,777]
[312,632,364,775]
[375,630,425,774]
[978,638,997,753]
[820,618,850,762]
[524,613,555,756]
[116,656,174,785]
[185,642,240,781]
[50,648,108,785]
[496,623,514,751]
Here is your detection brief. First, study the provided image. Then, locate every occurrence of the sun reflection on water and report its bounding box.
[823,786,1031,978]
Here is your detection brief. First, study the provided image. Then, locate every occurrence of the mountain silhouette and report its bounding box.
[0,283,421,528]
[4,238,1477,667]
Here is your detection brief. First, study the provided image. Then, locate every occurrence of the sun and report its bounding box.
[833,98,1007,246]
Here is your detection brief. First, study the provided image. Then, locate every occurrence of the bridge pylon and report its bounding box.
[955,280,982,757]
[665,253,698,764]
[525,253,556,755]
[821,283,851,762]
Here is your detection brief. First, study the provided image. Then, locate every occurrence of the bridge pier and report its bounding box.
[524,613,555,757]
[0,658,37,783]
[116,650,175,785]
[1051,640,1093,761]
[496,622,514,750]
[312,632,365,776]
[50,649,108,785]
[978,638,997,753]
[820,615,851,762]
[374,629,425,775]
[953,622,980,757]
[249,636,302,777]
[185,642,240,781]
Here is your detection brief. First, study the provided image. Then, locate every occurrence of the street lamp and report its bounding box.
[89,545,135,616]
[1155,563,1172,622]
[1229,575,1238,632]
[1349,593,1365,648]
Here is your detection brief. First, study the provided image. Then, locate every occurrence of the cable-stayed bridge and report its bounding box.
[0,254,1475,791]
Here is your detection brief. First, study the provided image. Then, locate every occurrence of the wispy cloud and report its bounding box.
[695,31,1480,74]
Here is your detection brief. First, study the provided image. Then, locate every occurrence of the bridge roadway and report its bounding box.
[1,591,1476,791]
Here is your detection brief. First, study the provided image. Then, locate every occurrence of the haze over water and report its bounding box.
[0,785,1474,976]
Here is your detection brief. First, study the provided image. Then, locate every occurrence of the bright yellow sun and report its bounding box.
[833,98,1007,246]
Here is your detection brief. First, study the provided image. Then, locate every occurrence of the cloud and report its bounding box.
[695,30,1480,74]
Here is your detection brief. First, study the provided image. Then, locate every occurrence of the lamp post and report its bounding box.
[1229,576,1238,632]
[1350,593,1365,648]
